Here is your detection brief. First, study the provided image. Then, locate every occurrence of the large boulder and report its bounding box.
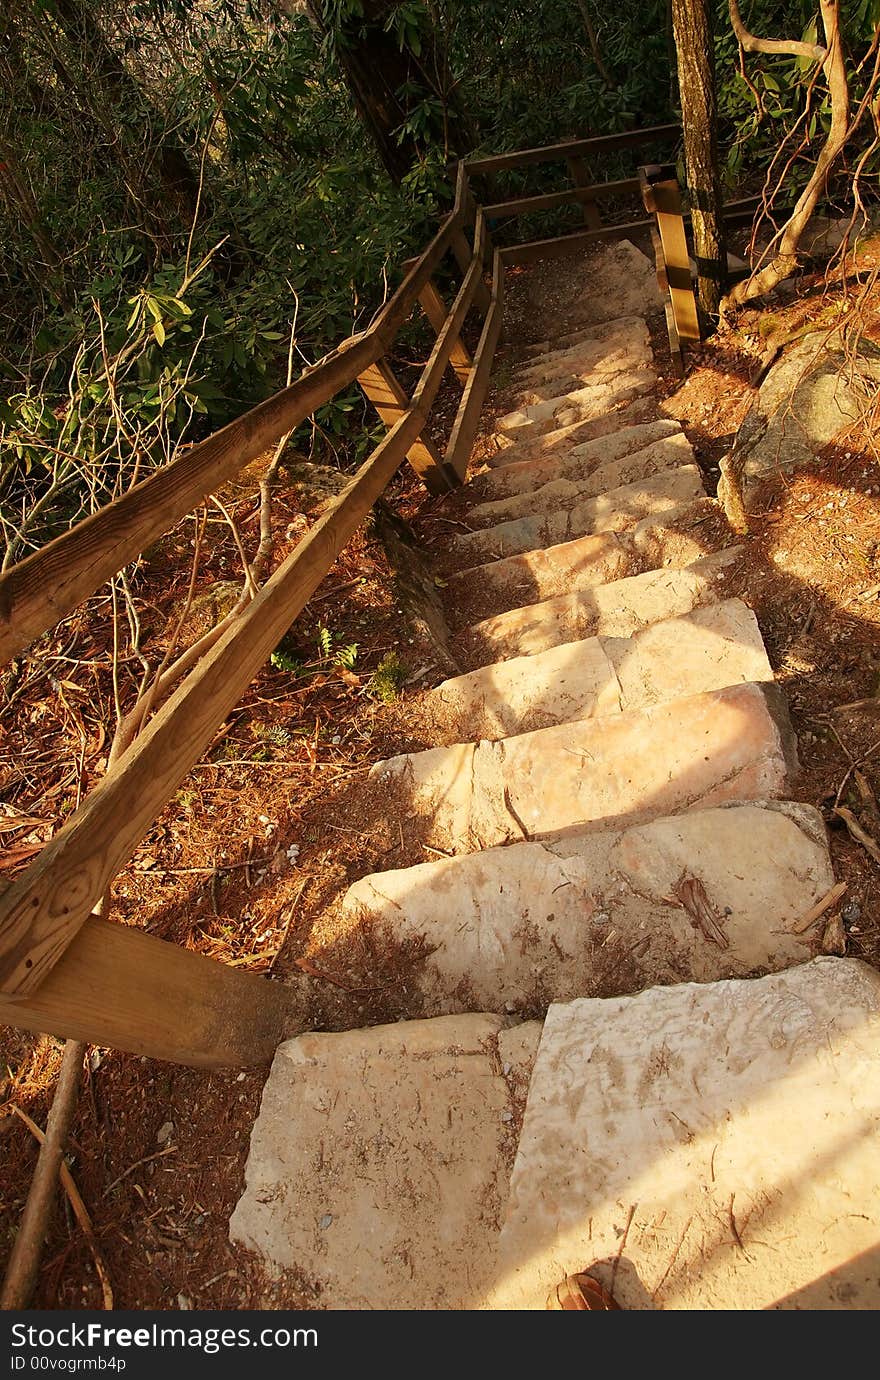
[719,331,880,520]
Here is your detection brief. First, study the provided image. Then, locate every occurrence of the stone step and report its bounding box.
[519,314,652,360]
[509,319,654,403]
[427,599,769,740]
[467,417,683,502]
[341,801,832,1018]
[448,466,705,566]
[467,433,695,529]
[459,550,742,667]
[489,958,880,1310]
[231,1014,542,1310]
[512,315,651,384]
[495,366,656,436]
[371,681,797,852]
[446,498,733,623]
[484,395,660,468]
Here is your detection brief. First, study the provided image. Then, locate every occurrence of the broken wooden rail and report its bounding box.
[0,123,760,1069]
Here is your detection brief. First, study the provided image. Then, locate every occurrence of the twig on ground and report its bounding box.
[789,879,847,932]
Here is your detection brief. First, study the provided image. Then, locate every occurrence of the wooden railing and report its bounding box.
[0,122,719,1069]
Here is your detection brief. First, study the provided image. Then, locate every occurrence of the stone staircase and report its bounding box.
[230,242,880,1310]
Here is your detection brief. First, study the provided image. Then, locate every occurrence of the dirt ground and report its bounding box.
[2,232,880,1310]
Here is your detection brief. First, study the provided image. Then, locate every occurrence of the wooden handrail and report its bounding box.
[0,215,492,1000]
[0,123,726,1066]
[483,177,642,221]
[464,123,680,175]
[446,248,504,481]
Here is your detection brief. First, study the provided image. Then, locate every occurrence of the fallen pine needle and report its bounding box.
[12,1105,113,1309]
[789,880,847,933]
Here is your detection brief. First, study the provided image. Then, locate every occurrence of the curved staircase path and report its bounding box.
[230,241,880,1310]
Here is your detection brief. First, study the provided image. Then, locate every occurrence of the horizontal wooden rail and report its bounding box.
[465,123,680,176]
[499,197,765,268]
[0,415,427,996]
[0,218,491,999]
[484,177,641,222]
[500,217,654,266]
[0,917,297,1067]
[446,248,504,481]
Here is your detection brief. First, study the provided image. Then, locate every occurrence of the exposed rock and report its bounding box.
[719,332,880,519]
[488,959,880,1310]
[373,504,460,678]
[230,1014,541,1310]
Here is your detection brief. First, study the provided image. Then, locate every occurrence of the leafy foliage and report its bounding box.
[2,0,879,565]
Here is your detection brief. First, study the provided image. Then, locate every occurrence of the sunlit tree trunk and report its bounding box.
[670,0,726,318]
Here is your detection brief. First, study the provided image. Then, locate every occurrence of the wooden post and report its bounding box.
[640,164,700,365]
[416,279,473,386]
[0,916,296,1068]
[401,256,473,387]
[451,228,491,315]
[445,249,505,481]
[357,357,451,494]
[566,155,602,230]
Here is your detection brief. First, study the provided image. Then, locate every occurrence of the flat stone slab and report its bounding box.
[446,496,726,607]
[371,681,797,850]
[565,239,664,327]
[483,395,659,468]
[510,318,653,403]
[489,959,880,1310]
[495,367,656,436]
[512,315,652,387]
[467,433,696,528]
[459,550,742,666]
[341,802,832,1016]
[449,466,705,564]
[230,1014,542,1310]
[467,419,685,503]
[427,599,770,739]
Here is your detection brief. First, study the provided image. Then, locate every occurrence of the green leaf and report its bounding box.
[152,319,166,346]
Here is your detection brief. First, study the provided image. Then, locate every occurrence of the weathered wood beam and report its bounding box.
[566,155,602,230]
[0,225,489,997]
[0,916,297,1068]
[0,409,431,997]
[464,123,680,175]
[357,357,449,492]
[415,279,473,385]
[445,249,504,481]
[640,167,701,343]
[483,177,641,221]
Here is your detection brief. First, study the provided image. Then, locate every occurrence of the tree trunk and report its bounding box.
[49,0,202,229]
[573,0,615,88]
[670,0,726,319]
[308,0,470,183]
[0,134,70,306]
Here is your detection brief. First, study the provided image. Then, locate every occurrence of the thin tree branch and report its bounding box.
[728,0,826,60]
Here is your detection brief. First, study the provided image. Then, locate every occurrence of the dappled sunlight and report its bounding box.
[480,963,880,1309]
